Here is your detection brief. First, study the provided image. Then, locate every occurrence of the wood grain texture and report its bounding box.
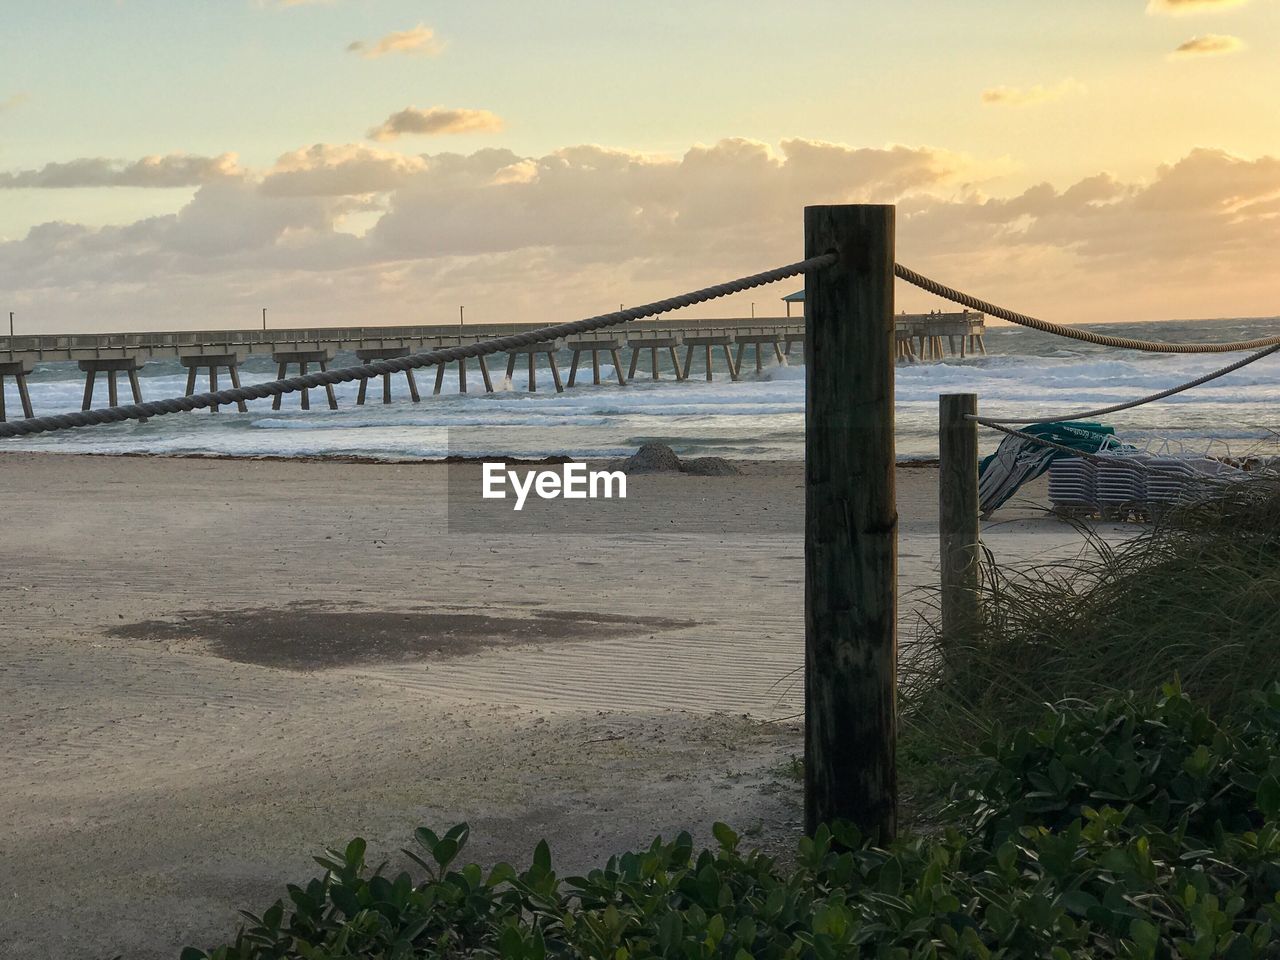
[939,394,981,644]
[803,204,898,842]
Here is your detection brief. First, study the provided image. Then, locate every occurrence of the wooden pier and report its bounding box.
[0,311,985,421]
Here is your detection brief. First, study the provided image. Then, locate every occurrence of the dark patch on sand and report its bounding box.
[109,603,697,671]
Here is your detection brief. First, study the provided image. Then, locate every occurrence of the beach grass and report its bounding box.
[900,475,1280,765]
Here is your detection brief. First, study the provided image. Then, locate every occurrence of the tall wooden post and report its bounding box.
[804,204,898,842]
[939,393,981,643]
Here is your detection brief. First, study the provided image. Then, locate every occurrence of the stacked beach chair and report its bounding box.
[1048,438,1250,520]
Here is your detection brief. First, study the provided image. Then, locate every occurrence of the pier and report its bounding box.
[0,311,985,420]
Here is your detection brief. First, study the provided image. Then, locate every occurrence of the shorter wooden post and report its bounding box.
[227,365,249,412]
[299,362,310,410]
[939,394,982,644]
[273,362,287,411]
[318,360,339,410]
[547,351,564,392]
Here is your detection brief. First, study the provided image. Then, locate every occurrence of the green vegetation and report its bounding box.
[182,685,1280,959]
[182,480,1280,959]
[903,476,1280,752]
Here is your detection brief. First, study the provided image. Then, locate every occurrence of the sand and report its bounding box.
[0,452,1123,960]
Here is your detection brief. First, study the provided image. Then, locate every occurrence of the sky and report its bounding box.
[2,0,1279,333]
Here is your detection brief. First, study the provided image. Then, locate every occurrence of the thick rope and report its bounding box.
[0,254,835,439]
[974,341,1280,425]
[896,264,1280,354]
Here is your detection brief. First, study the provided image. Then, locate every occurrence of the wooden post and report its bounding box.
[17,371,34,419]
[939,393,981,644]
[804,204,898,843]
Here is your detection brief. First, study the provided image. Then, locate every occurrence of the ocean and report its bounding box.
[2,317,1277,463]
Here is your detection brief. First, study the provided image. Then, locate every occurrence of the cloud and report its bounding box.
[261,143,427,195]
[1146,0,1249,14]
[347,24,442,58]
[5,139,1280,330]
[1170,33,1245,56]
[0,153,243,189]
[0,92,28,113]
[367,107,504,141]
[980,79,1085,107]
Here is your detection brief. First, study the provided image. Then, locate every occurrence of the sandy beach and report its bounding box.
[0,452,1117,960]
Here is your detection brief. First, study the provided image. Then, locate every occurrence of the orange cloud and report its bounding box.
[347,24,443,59]
[367,107,504,141]
[981,79,1085,107]
[1171,33,1245,56]
[6,141,1280,330]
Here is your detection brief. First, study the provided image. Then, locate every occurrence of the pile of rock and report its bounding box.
[614,443,742,477]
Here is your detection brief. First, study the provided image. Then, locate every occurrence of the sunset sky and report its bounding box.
[2,0,1279,332]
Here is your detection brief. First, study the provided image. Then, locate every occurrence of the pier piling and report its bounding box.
[0,361,35,422]
[181,355,248,413]
[355,347,421,404]
[78,358,144,412]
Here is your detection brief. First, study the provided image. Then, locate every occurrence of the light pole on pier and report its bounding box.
[8,312,12,338]
[262,307,267,331]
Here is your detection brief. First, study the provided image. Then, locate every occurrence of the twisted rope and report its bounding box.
[896,264,1280,354]
[0,254,835,439]
[975,341,1280,425]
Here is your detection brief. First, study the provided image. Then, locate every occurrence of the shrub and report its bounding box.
[183,685,1280,960]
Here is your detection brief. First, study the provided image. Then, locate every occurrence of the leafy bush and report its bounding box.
[183,684,1280,960]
